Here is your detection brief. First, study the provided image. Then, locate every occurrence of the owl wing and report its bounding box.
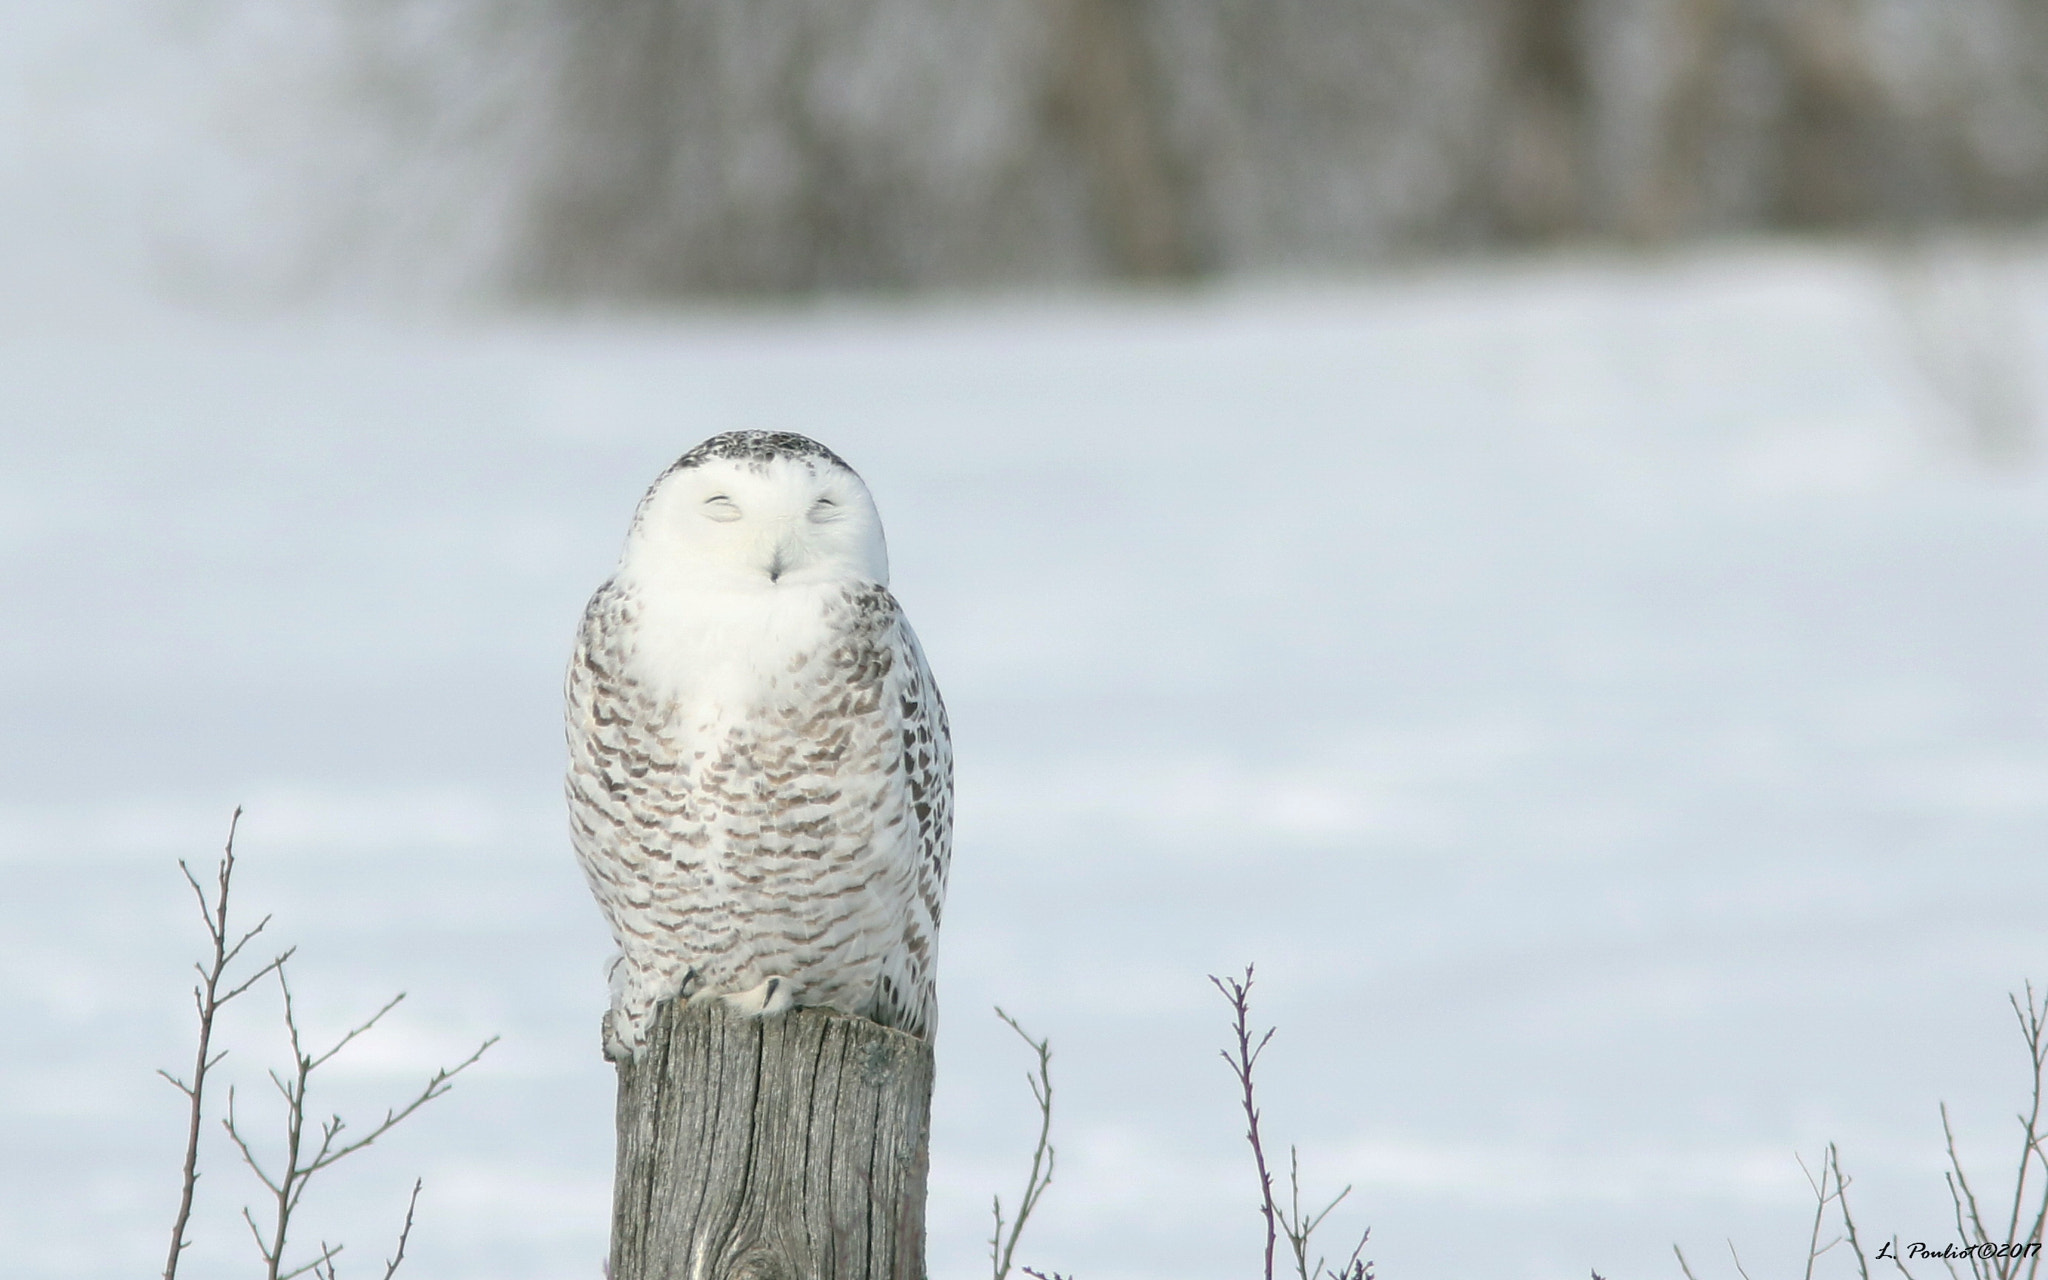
[564,579,686,958]
[872,598,953,1037]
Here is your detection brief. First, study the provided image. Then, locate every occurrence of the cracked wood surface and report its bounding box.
[610,1000,934,1280]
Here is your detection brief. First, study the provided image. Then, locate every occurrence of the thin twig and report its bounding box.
[1800,1148,1847,1280]
[295,1240,342,1280]
[1212,966,1281,1280]
[1944,983,2048,1280]
[2004,986,2048,1280]
[1830,1144,1875,1280]
[223,960,495,1279]
[1328,1228,1373,1280]
[1281,1145,1356,1280]
[161,808,293,1280]
[1727,1237,1755,1280]
[317,1035,496,1175]
[1210,966,1371,1280]
[383,1179,424,1279]
[990,1007,1057,1280]
[1673,1242,1701,1280]
[1947,1101,1994,1261]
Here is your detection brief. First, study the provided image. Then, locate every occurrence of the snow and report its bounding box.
[4,236,2048,1280]
[9,0,2048,1275]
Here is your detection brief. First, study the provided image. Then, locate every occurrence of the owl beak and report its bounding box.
[766,533,797,583]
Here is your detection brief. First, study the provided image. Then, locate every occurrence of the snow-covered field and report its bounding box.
[3,239,2047,1280]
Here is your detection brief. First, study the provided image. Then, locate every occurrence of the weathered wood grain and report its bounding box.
[609,999,934,1280]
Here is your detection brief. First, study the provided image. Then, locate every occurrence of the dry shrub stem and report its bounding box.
[223,964,496,1280]
[1211,966,1372,1280]
[159,806,496,1280]
[160,808,294,1280]
[1212,967,1281,1280]
[1796,1145,1872,1280]
[1676,983,2048,1280]
[990,1007,1057,1280]
[1728,1238,1756,1280]
[1937,984,2048,1280]
[1675,1242,1702,1280]
[312,1179,422,1280]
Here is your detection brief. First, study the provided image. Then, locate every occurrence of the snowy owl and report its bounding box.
[565,431,952,1062]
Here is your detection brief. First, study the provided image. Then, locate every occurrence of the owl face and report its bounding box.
[624,448,890,592]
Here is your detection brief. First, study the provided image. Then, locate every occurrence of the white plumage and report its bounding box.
[565,432,952,1062]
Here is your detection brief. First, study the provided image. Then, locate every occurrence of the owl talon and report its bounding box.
[718,975,797,1018]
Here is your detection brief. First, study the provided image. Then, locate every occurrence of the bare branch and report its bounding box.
[219,946,295,1006]
[1829,1145,1875,1280]
[280,1240,342,1280]
[1673,1242,1701,1280]
[383,1180,424,1279]
[241,1203,274,1263]
[1946,1102,1994,1252]
[221,1088,283,1196]
[1212,966,1281,1280]
[989,1007,1056,1280]
[305,992,408,1075]
[232,965,494,1280]
[218,914,279,976]
[163,806,269,1280]
[158,805,493,1280]
[1211,966,1371,1280]
[302,1036,498,1176]
[1281,1144,1355,1280]
[1727,1238,1755,1280]
[2002,985,2048,1280]
[1327,1229,1373,1280]
[1799,1148,1844,1280]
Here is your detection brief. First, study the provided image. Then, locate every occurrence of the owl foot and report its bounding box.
[701,975,797,1019]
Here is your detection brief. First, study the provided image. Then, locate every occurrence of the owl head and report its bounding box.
[621,432,890,590]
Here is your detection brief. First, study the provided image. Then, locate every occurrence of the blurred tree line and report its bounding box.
[319,0,2048,297]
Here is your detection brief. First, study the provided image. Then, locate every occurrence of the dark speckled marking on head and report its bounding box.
[630,432,862,533]
[662,431,857,479]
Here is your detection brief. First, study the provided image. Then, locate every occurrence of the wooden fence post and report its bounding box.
[609,998,936,1280]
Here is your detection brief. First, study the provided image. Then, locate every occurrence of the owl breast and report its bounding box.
[567,576,949,1041]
